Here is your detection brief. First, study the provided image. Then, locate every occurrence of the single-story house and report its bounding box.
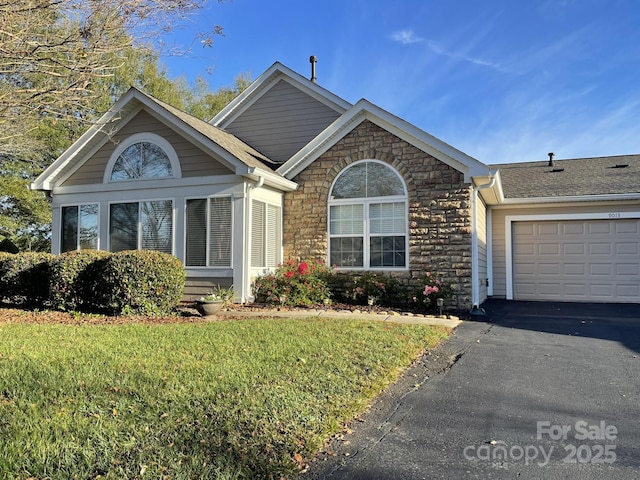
[31,61,640,307]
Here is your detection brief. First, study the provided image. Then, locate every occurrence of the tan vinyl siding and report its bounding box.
[62,110,232,186]
[183,276,234,301]
[477,197,488,303]
[490,203,640,298]
[225,79,342,164]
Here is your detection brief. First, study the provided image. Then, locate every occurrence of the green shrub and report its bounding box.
[347,271,408,307]
[253,259,334,307]
[0,251,55,306]
[48,250,110,311]
[91,250,186,316]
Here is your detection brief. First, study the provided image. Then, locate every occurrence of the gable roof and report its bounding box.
[211,62,351,128]
[278,98,492,183]
[31,88,296,192]
[492,154,640,201]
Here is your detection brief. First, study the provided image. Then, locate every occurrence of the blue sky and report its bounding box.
[161,0,640,164]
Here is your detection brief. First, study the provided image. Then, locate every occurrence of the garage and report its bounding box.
[512,219,640,302]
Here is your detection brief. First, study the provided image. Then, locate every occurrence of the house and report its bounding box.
[31,61,640,307]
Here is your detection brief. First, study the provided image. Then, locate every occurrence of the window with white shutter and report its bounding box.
[251,200,282,268]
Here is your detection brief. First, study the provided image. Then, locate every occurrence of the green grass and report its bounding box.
[0,317,448,479]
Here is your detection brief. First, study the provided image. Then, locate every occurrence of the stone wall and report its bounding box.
[284,120,473,308]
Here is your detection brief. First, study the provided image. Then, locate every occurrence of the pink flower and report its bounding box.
[423,285,439,296]
[284,270,294,278]
[298,262,309,275]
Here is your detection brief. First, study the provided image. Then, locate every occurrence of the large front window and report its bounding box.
[328,161,407,269]
[109,200,173,253]
[185,197,232,267]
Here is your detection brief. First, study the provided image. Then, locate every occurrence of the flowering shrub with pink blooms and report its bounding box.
[414,272,454,310]
[252,259,333,307]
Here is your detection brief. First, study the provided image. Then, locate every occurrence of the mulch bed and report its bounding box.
[0,302,465,325]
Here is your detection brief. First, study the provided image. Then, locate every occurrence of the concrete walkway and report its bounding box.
[219,307,462,328]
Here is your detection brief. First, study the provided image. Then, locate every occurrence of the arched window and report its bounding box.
[328,160,408,269]
[105,133,180,182]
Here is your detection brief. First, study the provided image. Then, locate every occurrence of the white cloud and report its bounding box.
[425,39,511,74]
[390,29,424,45]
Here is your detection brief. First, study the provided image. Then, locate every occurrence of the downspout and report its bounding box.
[470,173,497,315]
[242,175,264,303]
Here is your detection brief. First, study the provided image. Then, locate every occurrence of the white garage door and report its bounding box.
[513,219,640,302]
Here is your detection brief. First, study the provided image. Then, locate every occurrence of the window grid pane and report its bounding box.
[330,237,364,267]
[370,236,406,267]
[330,204,364,235]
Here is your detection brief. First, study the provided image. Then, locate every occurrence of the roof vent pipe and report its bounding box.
[310,55,317,83]
[548,152,554,167]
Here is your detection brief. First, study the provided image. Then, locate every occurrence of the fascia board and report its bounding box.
[31,88,140,191]
[242,167,298,191]
[211,62,351,128]
[279,99,491,182]
[500,193,640,205]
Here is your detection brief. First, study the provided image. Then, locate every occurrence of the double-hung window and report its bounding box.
[61,204,99,252]
[109,200,173,254]
[329,161,408,269]
[185,197,233,267]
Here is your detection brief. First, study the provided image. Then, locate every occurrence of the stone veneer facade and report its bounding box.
[283,120,473,309]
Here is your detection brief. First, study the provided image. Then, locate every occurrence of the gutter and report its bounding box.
[470,174,497,315]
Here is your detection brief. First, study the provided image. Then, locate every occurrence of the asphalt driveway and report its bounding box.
[304,299,640,480]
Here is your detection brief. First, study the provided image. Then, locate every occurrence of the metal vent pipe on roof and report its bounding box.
[310,55,317,83]
[548,152,554,167]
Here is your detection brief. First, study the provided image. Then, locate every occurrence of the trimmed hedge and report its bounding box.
[48,250,110,311]
[1,250,186,316]
[0,252,55,306]
[91,250,186,316]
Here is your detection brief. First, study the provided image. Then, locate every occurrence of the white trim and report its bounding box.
[504,211,640,300]
[103,132,181,183]
[486,208,494,297]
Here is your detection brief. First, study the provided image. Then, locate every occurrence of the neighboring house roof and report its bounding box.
[492,154,640,200]
[31,88,296,192]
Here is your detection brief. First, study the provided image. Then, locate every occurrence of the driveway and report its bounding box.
[303,300,640,479]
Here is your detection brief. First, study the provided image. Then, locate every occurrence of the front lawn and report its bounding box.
[0,314,448,479]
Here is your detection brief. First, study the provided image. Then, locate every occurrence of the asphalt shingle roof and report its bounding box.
[491,154,640,198]
[150,93,279,171]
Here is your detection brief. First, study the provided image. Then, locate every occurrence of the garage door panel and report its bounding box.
[513,219,640,303]
[564,243,585,255]
[538,244,560,255]
[616,243,638,255]
[564,264,585,275]
[589,243,612,255]
[590,264,612,276]
[616,221,639,234]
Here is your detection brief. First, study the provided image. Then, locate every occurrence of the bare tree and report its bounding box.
[0,0,223,157]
